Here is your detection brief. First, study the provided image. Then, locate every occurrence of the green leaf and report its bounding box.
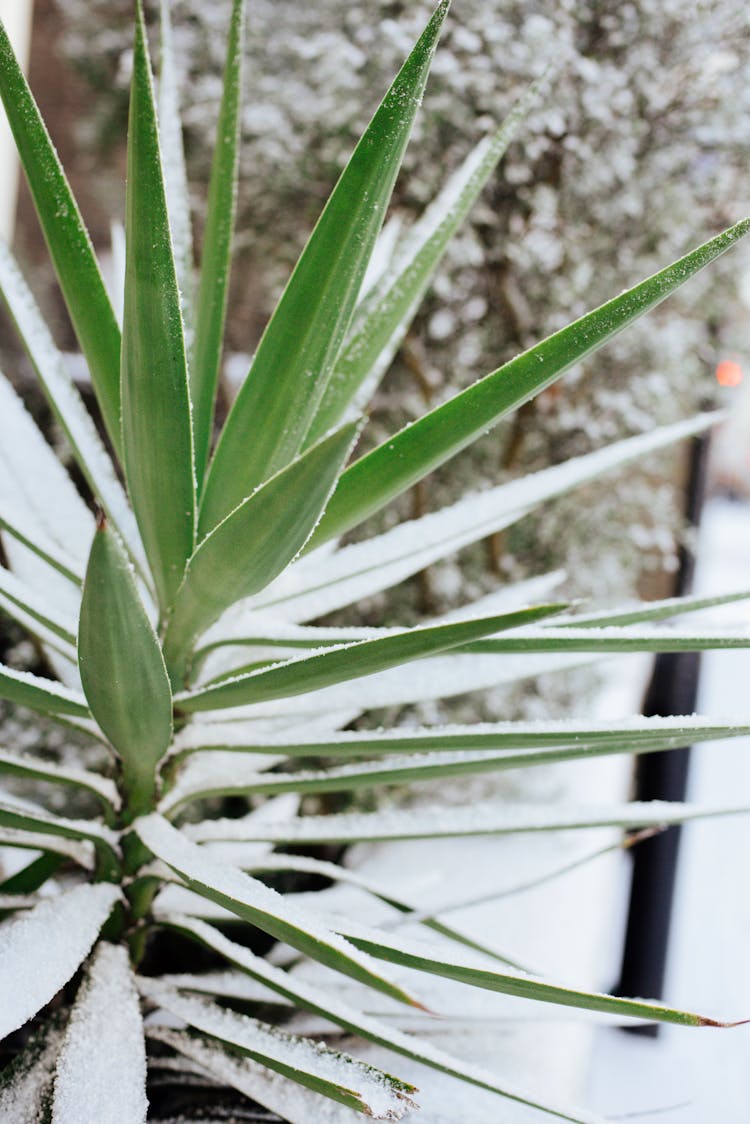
[560,587,750,629]
[122,2,196,612]
[0,662,89,719]
[191,0,245,491]
[163,422,361,673]
[0,852,63,895]
[458,626,750,655]
[307,77,544,442]
[175,603,566,712]
[134,813,421,1009]
[335,916,738,1029]
[309,220,750,547]
[143,983,417,1119]
[78,521,172,821]
[199,1,450,533]
[0,19,122,457]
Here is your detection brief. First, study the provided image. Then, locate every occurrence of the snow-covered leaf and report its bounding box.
[52,942,147,1124]
[0,662,90,719]
[134,813,420,1009]
[0,563,78,654]
[142,981,417,1119]
[169,714,750,760]
[157,0,194,335]
[0,372,93,578]
[0,749,120,812]
[160,717,750,812]
[0,793,120,871]
[0,826,94,870]
[0,1019,64,1124]
[330,916,734,1029]
[0,883,121,1038]
[187,797,750,846]
[153,915,607,1124]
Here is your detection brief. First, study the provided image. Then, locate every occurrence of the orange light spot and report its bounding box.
[715,359,743,387]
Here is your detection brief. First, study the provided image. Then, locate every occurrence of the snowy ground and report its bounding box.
[586,497,750,1119]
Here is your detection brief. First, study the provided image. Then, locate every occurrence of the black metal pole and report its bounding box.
[614,432,710,1035]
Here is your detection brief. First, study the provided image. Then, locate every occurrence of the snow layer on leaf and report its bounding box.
[231,413,718,623]
[0,883,121,1038]
[141,981,417,1119]
[0,1020,64,1123]
[52,942,147,1124]
[0,791,119,852]
[186,798,750,846]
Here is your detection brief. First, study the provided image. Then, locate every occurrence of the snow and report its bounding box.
[52,942,148,1123]
[142,979,417,1119]
[0,882,121,1037]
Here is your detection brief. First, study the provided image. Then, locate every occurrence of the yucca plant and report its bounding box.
[0,1,749,1120]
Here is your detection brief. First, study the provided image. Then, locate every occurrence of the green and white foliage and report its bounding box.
[0,3,749,1120]
[58,0,750,605]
